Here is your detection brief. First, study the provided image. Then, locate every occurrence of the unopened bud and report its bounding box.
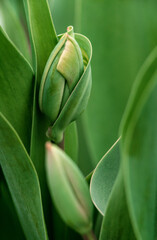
[45,142,93,234]
[39,26,92,143]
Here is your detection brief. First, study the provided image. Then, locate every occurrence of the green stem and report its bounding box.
[74,0,82,32]
[82,230,97,240]
[57,135,64,150]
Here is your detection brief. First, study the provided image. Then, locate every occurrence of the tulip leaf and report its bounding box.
[99,170,136,240]
[120,47,157,240]
[90,137,120,215]
[23,0,57,77]
[0,181,25,239]
[0,27,34,153]
[0,0,31,62]
[0,112,47,240]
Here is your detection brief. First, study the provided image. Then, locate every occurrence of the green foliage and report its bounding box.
[1,0,157,240]
[90,138,120,215]
[120,48,157,240]
[0,113,47,240]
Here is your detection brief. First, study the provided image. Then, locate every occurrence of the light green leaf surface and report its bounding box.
[0,27,34,153]
[120,48,157,240]
[99,170,136,240]
[0,112,47,240]
[90,137,120,215]
[0,0,30,62]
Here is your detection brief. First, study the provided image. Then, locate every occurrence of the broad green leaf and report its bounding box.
[120,48,157,240]
[0,0,31,62]
[90,137,120,215]
[0,27,34,153]
[0,112,47,240]
[99,170,136,240]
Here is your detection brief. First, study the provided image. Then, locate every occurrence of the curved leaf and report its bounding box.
[99,170,136,240]
[90,137,120,215]
[0,112,47,240]
[0,27,34,153]
[121,47,157,240]
[0,0,30,62]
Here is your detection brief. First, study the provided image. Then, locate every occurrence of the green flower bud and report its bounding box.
[45,142,93,235]
[39,26,92,143]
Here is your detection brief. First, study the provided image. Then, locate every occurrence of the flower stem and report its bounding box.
[82,230,97,240]
[57,135,64,150]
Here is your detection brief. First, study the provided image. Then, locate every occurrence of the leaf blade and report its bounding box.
[90,138,120,215]
[121,48,157,240]
[0,112,47,240]
[0,27,34,153]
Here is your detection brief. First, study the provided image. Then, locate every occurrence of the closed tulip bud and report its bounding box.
[39,26,92,143]
[45,142,93,235]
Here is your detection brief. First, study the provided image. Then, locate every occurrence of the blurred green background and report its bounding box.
[50,0,157,170]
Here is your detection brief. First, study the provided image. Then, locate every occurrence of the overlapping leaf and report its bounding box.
[0,0,30,62]
[99,170,136,240]
[0,112,47,240]
[0,27,34,153]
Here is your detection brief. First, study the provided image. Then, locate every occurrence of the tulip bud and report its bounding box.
[39,26,92,143]
[45,142,93,235]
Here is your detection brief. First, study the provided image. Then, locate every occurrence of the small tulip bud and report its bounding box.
[45,142,93,235]
[39,26,92,143]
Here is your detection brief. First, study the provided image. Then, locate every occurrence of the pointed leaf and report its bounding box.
[0,112,47,240]
[90,138,120,215]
